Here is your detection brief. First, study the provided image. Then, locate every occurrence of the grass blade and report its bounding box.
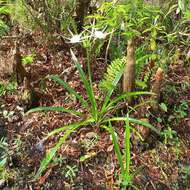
[70,49,98,121]
[102,124,124,175]
[108,92,154,109]
[101,91,154,115]
[44,118,94,140]
[103,117,160,135]
[35,118,93,178]
[48,75,88,109]
[124,115,130,175]
[26,106,82,117]
[36,125,78,178]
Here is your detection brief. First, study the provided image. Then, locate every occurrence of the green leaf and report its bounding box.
[101,58,126,114]
[80,152,96,162]
[103,117,160,135]
[124,116,130,175]
[107,92,154,109]
[36,136,69,177]
[35,118,94,177]
[101,91,154,117]
[0,158,7,168]
[99,58,125,93]
[44,118,94,140]
[48,75,88,109]
[0,6,11,15]
[70,49,98,121]
[26,106,82,117]
[159,103,167,112]
[22,54,35,65]
[102,124,124,174]
[36,124,81,178]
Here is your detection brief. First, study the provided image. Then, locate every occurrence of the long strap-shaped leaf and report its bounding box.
[44,118,95,140]
[48,75,88,109]
[124,116,130,177]
[108,92,154,109]
[101,91,154,115]
[70,49,98,121]
[103,117,161,135]
[102,124,125,175]
[35,125,79,178]
[26,106,82,117]
[35,118,94,178]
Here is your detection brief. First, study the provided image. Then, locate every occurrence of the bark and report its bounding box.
[13,42,39,110]
[151,67,164,110]
[76,0,91,32]
[13,41,29,84]
[123,39,136,104]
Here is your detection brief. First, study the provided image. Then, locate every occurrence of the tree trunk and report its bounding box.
[123,39,136,104]
[13,41,29,84]
[76,0,91,32]
[151,67,164,110]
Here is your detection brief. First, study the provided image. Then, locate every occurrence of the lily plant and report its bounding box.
[27,49,160,179]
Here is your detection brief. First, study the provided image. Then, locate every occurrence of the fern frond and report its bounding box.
[99,58,125,92]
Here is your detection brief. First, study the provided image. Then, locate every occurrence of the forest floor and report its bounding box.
[0,31,190,190]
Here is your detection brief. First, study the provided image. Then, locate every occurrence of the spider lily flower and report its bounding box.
[89,26,112,40]
[61,28,89,44]
[69,34,82,43]
[93,30,108,39]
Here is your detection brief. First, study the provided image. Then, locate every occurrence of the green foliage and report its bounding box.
[63,165,78,184]
[89,1,162,39]
[162,127,177,144]
[102,117,139,189]
[168,100,188,123]
[99,58,125,92]
[0,2,10,36]
[0,137,22,182]
[159,102,168,112]
[0,19,8,36]
[177,0,189,13]
[9,0,77,37]
[28,50,158,178]
[22,54,35,65]
[135,44,157,89]
[0,81,17,96]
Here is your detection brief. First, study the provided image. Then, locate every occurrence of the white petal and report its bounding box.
[94,31,107,39]
[70,35,81,43]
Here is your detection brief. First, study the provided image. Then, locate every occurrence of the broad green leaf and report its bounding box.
[159,103,168,112]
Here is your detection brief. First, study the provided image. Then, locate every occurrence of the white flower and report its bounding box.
[69,34,82,43]
[93,30,108,39]
[61,28,88,44]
